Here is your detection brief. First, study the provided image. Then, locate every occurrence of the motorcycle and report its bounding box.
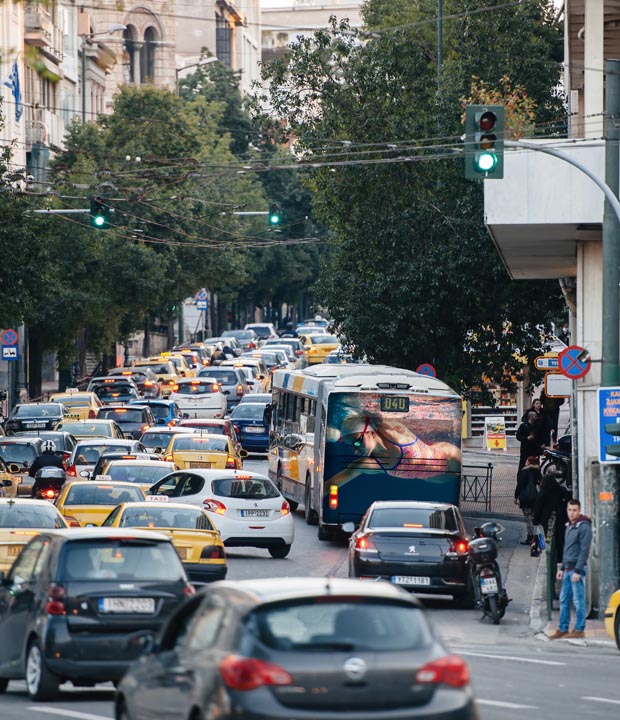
[541,434,572,489]
[31,466,67,502]
[468,522,511,625]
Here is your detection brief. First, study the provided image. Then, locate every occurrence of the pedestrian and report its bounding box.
[516,411,544,470]
[549,499,592,640]
[521,398,553,446]
[532,470,571,559]
[514,455,541,545]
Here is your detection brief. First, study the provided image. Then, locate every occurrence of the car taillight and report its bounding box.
[225,457,238,469]
[220,655,292,691]
[280,500,290,516]
[169,380,176,386]
[415,655,470,688]
[142,424,150,432]
[203,498,227,514]
[212,383,219,392]
[164,454,174,462]
[66,465,77,477]
[200,545,226,559]
[63,515,81,527]
[309,347,318,354]
[45,584,66,616]
[183,583,196,597]
[355,535,378,553]
[296,350,303,356]
[144,381,153,387]
[329,484,338,509]
[449,539,469,556]
[88,409,96,419]
[172,384,179,392]
[236,384,244,397]
[167,419,177,426]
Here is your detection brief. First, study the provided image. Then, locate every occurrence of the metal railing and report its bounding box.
[461,463,493,511]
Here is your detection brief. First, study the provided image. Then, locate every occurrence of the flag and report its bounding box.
[3,58,23,123]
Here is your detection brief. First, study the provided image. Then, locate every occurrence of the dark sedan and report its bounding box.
[96,405,156,440]
[229,402,269,452]
[116,577,478,720]
[0,528,195,700]
[4,403,68,434]
[346,501,473,606]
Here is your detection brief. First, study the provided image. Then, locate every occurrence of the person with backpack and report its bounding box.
[514,455,542,545]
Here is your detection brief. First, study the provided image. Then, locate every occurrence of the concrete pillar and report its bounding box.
[584,0,604,139]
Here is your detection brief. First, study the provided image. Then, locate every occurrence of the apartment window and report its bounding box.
[140,27,157,84]
[123,26,138,84]
[215,13,232,67]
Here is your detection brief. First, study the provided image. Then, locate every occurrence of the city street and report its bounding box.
[0,455,618,720]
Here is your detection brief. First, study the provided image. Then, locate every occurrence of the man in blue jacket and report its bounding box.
[549,499,592,639]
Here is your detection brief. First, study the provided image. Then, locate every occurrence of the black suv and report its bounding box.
[96,405,156,440]
[5,403,68,434]
[0,527,195,700]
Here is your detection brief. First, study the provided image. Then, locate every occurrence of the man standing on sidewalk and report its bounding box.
[549,499,592,640]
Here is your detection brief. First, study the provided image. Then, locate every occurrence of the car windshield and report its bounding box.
[98,409,145,423]
[136,363,171,374]
[14,404,60,418]
[106,464,173,484]
[247,326,272,338]
[53,396,90,407]
[186,424,225,434]
[248,599,432,652]
[0,504,66,528]
[118,506,212,530]
[212,476,278,499]
[0,443,37,463]
[74,444,125,464]
[199,370,237,383]
[61,422,112,437]
[368,507,457,530]
[59,540,183,581]
[174,382,213,395]
[141,432,176,448]
[143,404,170,420]
[309,335,338,345]
[223,330,253,340]
[172,436,228,452]
[64,484,144,505]
[231,404,266,421]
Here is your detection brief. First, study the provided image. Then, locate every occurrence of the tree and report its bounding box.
[254,2,566,398]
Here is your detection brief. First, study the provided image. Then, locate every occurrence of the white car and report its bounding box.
[169,378,227,419]
[244,323,279,345]
[148,469,295,557]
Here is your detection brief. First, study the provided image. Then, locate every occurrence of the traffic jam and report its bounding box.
[0,326,481,720]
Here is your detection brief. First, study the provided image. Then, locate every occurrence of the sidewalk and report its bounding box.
[461,447,521,518]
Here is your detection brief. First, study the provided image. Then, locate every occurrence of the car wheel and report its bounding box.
[615,609,620,652]
[268,544,291,559]
[26,639,60,701]
[304,479,318,526]
[0,678,9,693]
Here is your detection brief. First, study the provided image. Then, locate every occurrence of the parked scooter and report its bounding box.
[541,434,572,490]
[468,522,510,625]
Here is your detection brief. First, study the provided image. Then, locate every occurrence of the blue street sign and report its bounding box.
[196,300,207,310]
[598,387,620,463]
[558,345,591,380]
[1,345,18,362]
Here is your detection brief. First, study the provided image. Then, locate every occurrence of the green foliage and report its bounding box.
[254,2,566,398]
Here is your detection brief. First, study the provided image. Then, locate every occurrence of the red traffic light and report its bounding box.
[479,111,497,131]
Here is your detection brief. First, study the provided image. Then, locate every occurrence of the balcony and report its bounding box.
[24,5,52,49]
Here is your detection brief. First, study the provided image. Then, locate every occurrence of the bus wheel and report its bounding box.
[318,524,333,541]
[304,480,318,526]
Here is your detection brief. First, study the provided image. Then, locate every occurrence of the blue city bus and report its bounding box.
[269,365,462,540]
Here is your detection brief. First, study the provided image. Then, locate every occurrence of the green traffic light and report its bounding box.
[476,152,498,172]
[94,215,105,227]
[269,213,280,225]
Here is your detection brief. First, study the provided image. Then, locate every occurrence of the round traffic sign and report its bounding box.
[1,329,18,346]
[416,363,437,378]
[558,345,591,380]
[195,289,207,301]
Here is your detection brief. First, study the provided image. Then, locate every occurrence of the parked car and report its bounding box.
[116,577,478,720]
[346,501,473,605]
[96,405,156,440]
[0,527,195,699]
[5,403,68,434]
[149,470,294,557]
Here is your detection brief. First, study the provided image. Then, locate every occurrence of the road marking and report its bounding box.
[582,697,620,706]
[458,650,565,666]
[28,707,113,720]
[478,699,539,710]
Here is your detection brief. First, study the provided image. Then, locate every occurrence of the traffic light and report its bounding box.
[464,105,504,180]
[89,194,110,229]
[268,203,281,226]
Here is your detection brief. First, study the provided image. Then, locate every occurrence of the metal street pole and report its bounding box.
[437,0,443,94]
[599,58,620,615]
[81,33,87,123]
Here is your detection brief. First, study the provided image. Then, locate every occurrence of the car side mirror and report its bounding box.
[79,470,91,479]
[240,450,249,459]
[341,522,355,533]
[153,447,163,455]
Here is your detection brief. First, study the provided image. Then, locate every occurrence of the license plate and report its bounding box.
[392,576,431,586]
[244,426,263,434]
[98,597,155,614]
[480,577,498,594]
[189,462,212,468]
[25,421,46,428]
[241,509,270,518]
[176,547,188,560]
[7,545,23,557]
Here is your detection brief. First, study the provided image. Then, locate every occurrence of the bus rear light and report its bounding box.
[329,484,338,509]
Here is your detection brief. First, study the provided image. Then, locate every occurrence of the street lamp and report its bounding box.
[81,24,127,123]
[175,57,219,95]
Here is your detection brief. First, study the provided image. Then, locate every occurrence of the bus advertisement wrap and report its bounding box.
[323,392,462,520]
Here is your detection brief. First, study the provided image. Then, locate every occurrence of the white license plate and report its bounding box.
[98,597,155,614]
[392,576,431,586]
[244,426,263,434]
[189,462,212,469]
[241,509,270,518]
[480,577,498,594]
[26,421,46,428]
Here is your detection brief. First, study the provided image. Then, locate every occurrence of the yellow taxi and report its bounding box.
[300,334,341,364]
[101,500,226,582]
[161,352,196,378]
[55,480,146,527]
[53,419,124,439]
[604,589,620,650]
[134,358,179,397]
[95,458,177,492]
[0,498,68,572]
[0,459,20,498]
[162,432,246,470]
[49,390,102,421]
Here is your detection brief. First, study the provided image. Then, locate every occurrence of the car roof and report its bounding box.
[369,500,457,511]
[130,399,175,406]
[74,438,134,446]
[0,437,43,445]
[118,501,204,512]
[65,419,114,425]
[232,402,268,409]
[0,498,62,508]
[161,469,268,480]
[142,426,191,433]
[213,577,420,606]
[38,527,170,542]
[100,404,150,411]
